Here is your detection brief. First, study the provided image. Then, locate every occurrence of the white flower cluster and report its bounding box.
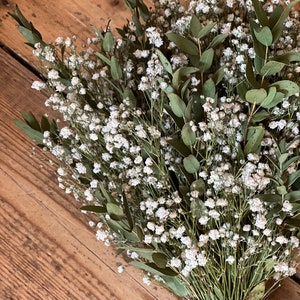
[26,0,300,298]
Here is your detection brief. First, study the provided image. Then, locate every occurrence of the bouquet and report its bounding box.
[11,0,300,299]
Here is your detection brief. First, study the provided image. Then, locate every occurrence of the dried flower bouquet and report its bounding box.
[11,0,300,299]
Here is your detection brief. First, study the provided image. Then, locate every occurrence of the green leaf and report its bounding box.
[257,194,282,203]
[271,52,300,64]
[183,154,200,174]
[167,137,191,157]
[252,110,270,122]
[81,205,107,213]
[164,106,185,129]
[246,282,265,300]
[269,5,284,29]
[172,66,199,90]
[260,61,285,77]
[107,219,139,242]
[246,56,259,88]
[288,170,300,188]
[106,203,124,220]
[167,93,187,118]
[156,49,172,74]
[95,52,111,66]
[166,32,199,56]
[197,22,216,39]
[270,80,299,97]
[244,126,264,155]
[161,275,188,298]
[207,33,228,49]
[110,56,122,80]
[190,179,206,196]
[21,111,41,132]
[212,66,225,85]
[260,86,277,109]
[272,0,300,43]
[181,123,196,146]
[202,78,216,98]
[250,20,266,59]
[285,191,300,202]
[102,31,114,52]
[282,156,300,172]
[199,48,214,72]
[252,0,269,27]
[18,26,42,48]
[254,26,273,46]
[120,247,154,261]
[152,252,168,269]
[245,88,268,104]
[14,119,44,144]
[190,15,202,38]
[40,115,51,132]
[131,261,178,277]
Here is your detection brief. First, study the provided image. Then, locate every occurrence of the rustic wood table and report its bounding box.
[0,1,299,299]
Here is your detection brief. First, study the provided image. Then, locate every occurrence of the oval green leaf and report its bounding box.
[181,123,196,146]
[254,26,273,46]
[183,154,200,174]
[245,88,267,104]
[167,93,187,118]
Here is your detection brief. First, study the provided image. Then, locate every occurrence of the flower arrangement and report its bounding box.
[11,0,300,299]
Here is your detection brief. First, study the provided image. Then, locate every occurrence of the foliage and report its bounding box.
[11,1,300,299]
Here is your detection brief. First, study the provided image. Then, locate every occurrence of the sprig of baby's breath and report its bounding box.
[11,1,300,299]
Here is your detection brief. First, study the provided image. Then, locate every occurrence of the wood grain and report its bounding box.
[0,0,299,299]
[0,48,176,300]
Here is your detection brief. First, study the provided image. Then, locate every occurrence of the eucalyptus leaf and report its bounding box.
[212,66,225,85]
[246,56,259,88]
[172,66,199,89]
[199,48,214,72]
[254,26,273,46]
[260,61,285,77]
[103,31,114,52]
[181,123,196,146]
[95,52,111,66]
[270,80,299,97]
[245,88,267,104]
[252,0,269,27]
[156,49,172,74]
[166,32,199,56]
[14,119,44,145]
[260,86,277,109]
[152,252,168,269]
[191,179,206,196]
[252,110,270,122]
[81,205,107,213]
[245,282,265,300]
[285,191,300,202]
[106,202,124,220]
[197,22,216,39]
[183,154,200,174]
[202,78,216,98]
[190,14,202,38]
[288,170,300,188]
[167,93,187,118]
[244,126,264,155]
[21,111,41,132]
[272,52,300,64]
[207,33,228,49]
[40,115,51,132]
[167,137,191,157]
[18,26,42,47]
[110,56,122,80]
[131,261,178,277]
[272,0,300,43]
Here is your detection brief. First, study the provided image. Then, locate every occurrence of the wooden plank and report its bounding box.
[0,48,176,300]
[0,0,150,65]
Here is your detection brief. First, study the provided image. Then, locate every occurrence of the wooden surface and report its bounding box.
[0,1,299,299]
